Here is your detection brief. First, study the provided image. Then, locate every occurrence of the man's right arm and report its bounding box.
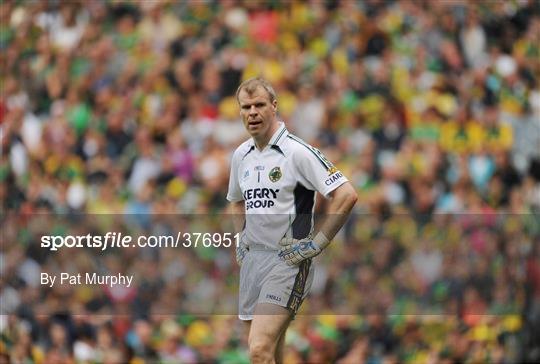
[228,201,245,234]
[226,146,248,265]
[229,201,247,266]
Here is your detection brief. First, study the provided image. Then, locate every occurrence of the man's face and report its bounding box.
[238,86,277,142]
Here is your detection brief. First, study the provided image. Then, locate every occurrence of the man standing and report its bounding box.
[227,77,357,363]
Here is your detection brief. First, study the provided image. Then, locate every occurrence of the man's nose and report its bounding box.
[249,105,258,114]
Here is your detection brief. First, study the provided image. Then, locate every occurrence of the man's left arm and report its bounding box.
[278,143,358,265]
[317,181,358,242]
[279,182,357,265]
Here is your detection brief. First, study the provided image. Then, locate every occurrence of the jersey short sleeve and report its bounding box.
[226,148,243,202]
[293,143,348,197]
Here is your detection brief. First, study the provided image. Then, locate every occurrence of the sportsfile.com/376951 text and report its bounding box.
[40,232,241,251]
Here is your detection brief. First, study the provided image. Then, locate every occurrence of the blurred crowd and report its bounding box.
[1,0,540,363]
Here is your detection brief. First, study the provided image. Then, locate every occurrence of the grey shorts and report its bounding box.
[239,245,314,321]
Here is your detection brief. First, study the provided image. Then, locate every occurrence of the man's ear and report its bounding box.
[272,100,278,112]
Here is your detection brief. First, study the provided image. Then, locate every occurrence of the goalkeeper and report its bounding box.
[227,77,357,364]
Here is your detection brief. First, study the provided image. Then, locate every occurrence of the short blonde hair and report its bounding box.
[235,77,277,104]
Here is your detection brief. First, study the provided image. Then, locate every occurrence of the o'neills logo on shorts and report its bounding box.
[243,188,279,210]
[266,294,282,302]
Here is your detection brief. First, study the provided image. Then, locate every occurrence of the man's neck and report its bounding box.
[254,138,269,151]
[254,122,279,151]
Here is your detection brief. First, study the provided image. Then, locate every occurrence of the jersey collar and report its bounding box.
[268,122,288,148]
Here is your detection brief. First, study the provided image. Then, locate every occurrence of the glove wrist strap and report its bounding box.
[313,231,330,251]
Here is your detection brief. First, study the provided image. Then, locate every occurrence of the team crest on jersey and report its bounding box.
[327,165,338,175]
[269,167,282,182]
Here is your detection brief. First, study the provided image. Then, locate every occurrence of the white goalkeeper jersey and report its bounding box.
[227,122,348,249]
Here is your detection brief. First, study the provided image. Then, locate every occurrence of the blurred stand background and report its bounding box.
[1,0,539,363]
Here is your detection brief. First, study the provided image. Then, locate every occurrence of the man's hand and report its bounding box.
[278,233,330,266]
[278,238,321,266]
[236,236,248,266]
